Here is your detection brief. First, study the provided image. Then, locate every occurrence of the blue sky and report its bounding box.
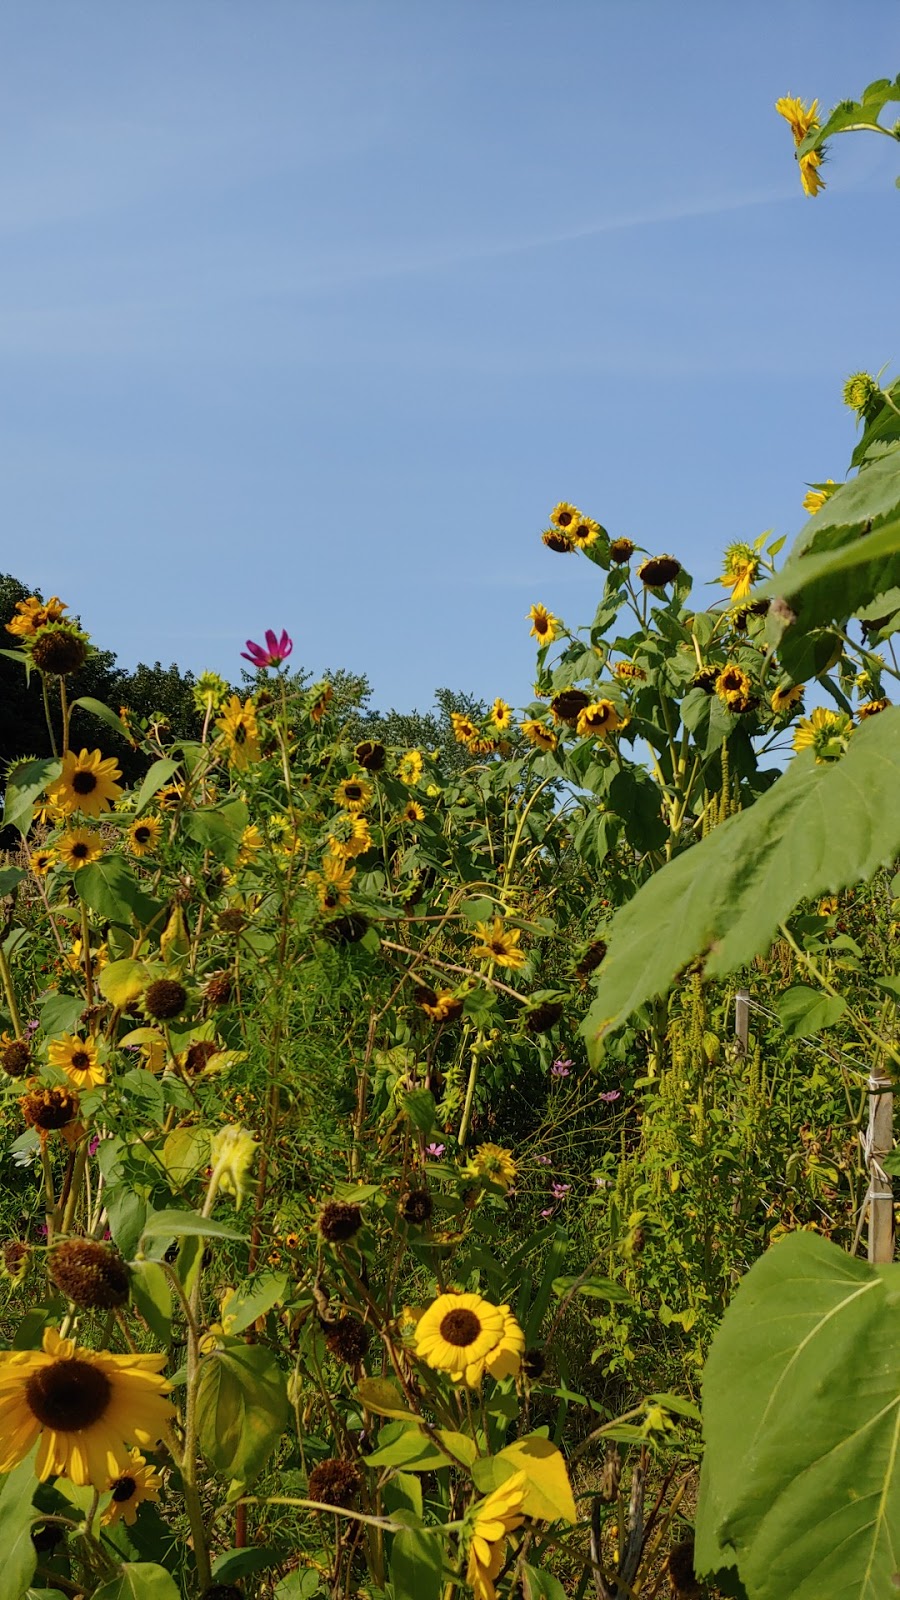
[1,2,898,711]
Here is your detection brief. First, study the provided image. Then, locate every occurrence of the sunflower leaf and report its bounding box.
[0,1454,38,1600]
[1,757,61,835]
[69,696,133,744]
[580,708,900,1044]
[196,1343,288,1484]
[133,758,180,817]
[92,1563,181,1600]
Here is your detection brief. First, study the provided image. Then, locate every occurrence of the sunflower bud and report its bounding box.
[209,1125,259,1208]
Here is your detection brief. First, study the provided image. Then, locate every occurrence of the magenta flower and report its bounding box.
[540,1206,555,1218]
[241,628,293,669]
[551,1058,572,1078]
[425,1142,446,1158]
[551,1182,570,1199]
[535,1154,552,1166]
[599,1089,621,1103]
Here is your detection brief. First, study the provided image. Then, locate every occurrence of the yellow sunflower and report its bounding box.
[398,749,424,785]
[527,604,560,646]
[216,696,261,769]
[307,854,356,912]
[569,515,602,549]
[576,700,624,739]
[101,1447,163,1526]
[49,749,123,818]
[417,987,463,1022]
[792,706,853,762]
[858,698,890,719]
[715,665,752,710]
[29,848,57,877]
[128,816,163,857]
[471,918,526,970]
[5,594,67,639]
[236,823,264,865]
[334,775,373,813]
[549,501,580,531]
[770,682,805,714]
[489,698,512,731]
[401,801,425,824]
[414,1292,525,1387]
[802,479,836,515]
[0,1326,174,1488]
[58,829,104,871]
[47,1033,105,1090]
[614,662,646,683]
[451,712,478,746]
[466,1473,528,1600]
[328,813,372,860]
[718,543,760,601]
[520,720,557,753]
[799,148,825,197]
[466,1143,517,1190]
[775,94,819,145]
[64,940,108,979]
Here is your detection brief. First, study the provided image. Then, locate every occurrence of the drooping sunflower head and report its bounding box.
[466,1472,528,1597]
[550,689,590,726]
[400,1188,434,1225]
[573,939,608,982]
[318,1201,363,1243]
[608,536,636,564]
[549,501,580,531]
[524,998,565,1034]
[527,604,560,646]
[128,816,163,857]
[416,986,463,1023]
[20,1085,81,1137]
[798,148,825,197]
[541,528,574,553]
[857,697,890,720]
[355,739,386,772]
[770,682,805,715]
[50,749,123,819]
[637,555,681,588]
[520,718,558,752]
[307,853,356,912]
[775,95,819,146]
[325,1315,372,1366]
[48,1241,130,1310]
[334,775,373,813]
[666,1535,702,1598]
[310,682,334,723]
[28,622,90,676]
[613,661,647,683]
[576,700,624,739]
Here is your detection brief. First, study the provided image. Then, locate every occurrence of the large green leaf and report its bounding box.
[390,1529,443,1600]
[696,1231,900,1600]
[766,516,900,641]
[196,1342,288,1485]
[74,856,162,932]
[1,758,60,834]
[581,709,900,1044]
[0,1455,38,1599]
[92,1565,181,1600]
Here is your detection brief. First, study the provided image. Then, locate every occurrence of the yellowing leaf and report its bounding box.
[356,1377,419,1421]
[98,958,148,1009]
[496,1435,577,1523]
[160,905,189,965]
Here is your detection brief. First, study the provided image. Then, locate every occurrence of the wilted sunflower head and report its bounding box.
[48,1240,130,1310]
[608,537,635,563]
[637,554,681,588]
[28,622,90,676]
[550,689,590,726]
[520,718,558,752]
[308,1458,362,1508]
[142,977,188,1021]
[5,593,67,639]
[857,697,890,719]
[318,1201,363,1243]
[20,1085,80,1136]
[325,1316,372,1365]
[541,528,574,553]
[714,665,752,709]
[1,1035,31,1077]
[355,740,386,771]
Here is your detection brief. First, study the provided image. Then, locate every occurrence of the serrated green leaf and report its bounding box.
[581,709,900,1042]
[390,1528,443,1600]
[223,1269,288,1334]
[774,985,846,1036]
[128,1260,172,1344]
[74,856,163,932]
[696,1232,900,1599]
[98,958,148,1009]
[196,1343,288,1483]
[69,697,133,742]
[141,1208,247,1243]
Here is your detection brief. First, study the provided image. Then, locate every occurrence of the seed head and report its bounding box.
[28,622,90,676]
[324,1316,372,1365]
[143,978,187,1020]
[1,1038,31,1078]
[308,1458,362,1508]
[609,537,635,563]
[667,1536,701,1597]
[48,1239,130,1309]
[399,1188,433,1225]
[318,1202,363,1243]
[355,740,386,771]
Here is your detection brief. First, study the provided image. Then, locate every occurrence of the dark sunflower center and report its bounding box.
[134,827,151,844]
[346,786,362,802]
[71,1051,90,1070]
[439,1308,482,1346]
[557,510,573,526]
[234,724,247,744]
[72,771,98,795]
[111,1474,137,1502]
[72,844,89,860]
[25,1357,112,1430]
[536,620,548,634]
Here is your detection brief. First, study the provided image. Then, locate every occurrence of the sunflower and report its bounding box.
[307,854,356,912]
[415,1292,525,1387]
[310,683,333,723]
[49,749,123,818]
[802,479,836,515]
[775,95,820,145]
[5,594,67,639]
[489,698,512,731]
[398,749,424,784]
[192,670,229,714]
[466,1143,518,1190]
[520,719,557,753]
[844,372,880,418]
[858,698,890,719]
[471,918,526,970]
[355,739,386,772]
[58,829,104,871]
[527,604,560,646]
[792,706,853,762]
[549,501,580,531]
[216,696,261,769]
[451,712,479,746]
[718,543,760,601]
[609,537,635,563]
[236,823,264,865]
[637,554,682,588]
[714,665,752,710]
[64,939,108,979]
[334,775,373,813]
[770,682,805,714]
[416,987,463,1022]
[549,690,589,726]
[576,700,624,739]
[466,1473,527,1600]
[401,800,425,825]
[101,1447,163,1526]
[541,529,573,553]
[20,1085,81,1143]
[613,662,647,683]
[128,816,163,857]
[799,149,825,197]
[569,515,602,550]
[47,1034,105,1090]
[328,813,372,860]
[0,1326,174,1488]
[29,848,57,877]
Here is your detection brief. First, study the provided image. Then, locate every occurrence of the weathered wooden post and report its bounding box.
[867,1069,894,1263]
[734,988,750,1057]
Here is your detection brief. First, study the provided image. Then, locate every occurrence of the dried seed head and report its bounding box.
[609,537,635,563]
[20,1085,79,1131]
[321,913,369,946]
[143,978,187,1019]
[307,1458,362,1508]
[202,971,234,1007]
[667,1537,701,1597]
[399,1189,433,1225]
[524,1000,564,1034]
[2,1240,30,1282]
[48,1239,130,1309]
[1,1039,31,1078]
[324,1316,372,1365]
[522,1347,545,1380]
[574,940,607,981]
[355,740,386,771]
[318,1202,363,1243]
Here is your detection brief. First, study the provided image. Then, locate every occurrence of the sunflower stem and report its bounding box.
[41,673,59,756]
[0,942,24,1037]
[79,900,94,1008]
[59,676,70,755]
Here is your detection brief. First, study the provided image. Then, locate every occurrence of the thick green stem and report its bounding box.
[0,943,24,1037]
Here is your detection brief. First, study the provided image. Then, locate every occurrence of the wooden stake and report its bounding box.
[867,1072,894,1264]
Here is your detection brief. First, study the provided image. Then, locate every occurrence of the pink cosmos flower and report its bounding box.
[599,1089,621,1103]
[551,1182,570,1199]
[551,1058,572,1078]
[425,1142,446,1158]
[241,628,293,669]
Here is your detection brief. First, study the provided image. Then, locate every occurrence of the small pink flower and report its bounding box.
[241,628,293,669]
[540,1206,555,1218]
[551,1058,572,1078]
[535,1154,552,1166]
[599,1089,621,1103]
[426,1142,446,1158]
[551,1182,570,1199]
